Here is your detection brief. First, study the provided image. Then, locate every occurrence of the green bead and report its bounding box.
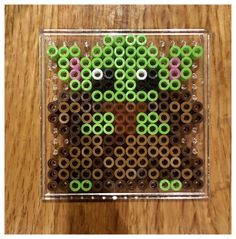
[69,44,81,58]
[115,69,125,81]
[171,180,182,191]
[93,113,103,124]
[81,180,93,192]
[80,57,92,69]
[169,79,181,91]
[180,68,192,81]
[69,180,81,192]
[103,57,114,69]
[137,112,148,124]
[114,46,125,58]
[104,112,115,123]
[147,45,158,57]
[137,57,148,69]
[147,124,159,135]
[81,79,92,92]
[115,91,126,102]
[181,56,192,68]
[126,46,136,58]
[125,58,136,69]
[159,179,171,191]
[92,57,103,69]
[180,45,192,57]
[125,79,136,91]
[103,46,114,58]
[158,79,170,91]
[103,35,114,46]
[126,91,136,102]
[114,57,125,69]
[104,90,115,102]
[159,123,170,135]
[91,45,103,58]
[191,45,204,60]
[147,90,158,102]
[147,57,159,69]
[58,46,70,58]
[158,68,170,79]
[114,35,125,46]
[81,124,92,135]
[81,68,92,81]
[58,57,70,69]
[136,91,148,102]
[169,45,181,58]
[137,46,148,58]
[159,57,170,69]
[92,123,103,135]
[125,35,136,46]
[92,90,103,102]
[58,69,70,82]
[136,124,147,135]
[148,112,159,123]
[47,44,58,60]
[125,69,136,80]
[103,123,114,135]
[114,80,125,92]
[70,79,81,92]
[136,35,147,46]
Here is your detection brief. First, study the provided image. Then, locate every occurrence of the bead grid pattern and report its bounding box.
[46,34,205,195]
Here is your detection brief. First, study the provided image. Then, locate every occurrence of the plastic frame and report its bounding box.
[40,29,210,200]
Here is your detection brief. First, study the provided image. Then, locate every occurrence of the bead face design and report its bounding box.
[44,33,206,198]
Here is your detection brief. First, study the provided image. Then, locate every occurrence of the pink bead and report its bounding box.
[169,68,180,80]
[70,69,81,80]
[169,57,180,68]
[70,58,81,70]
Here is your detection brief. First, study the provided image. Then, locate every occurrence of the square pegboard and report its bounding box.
[40,29,210,200]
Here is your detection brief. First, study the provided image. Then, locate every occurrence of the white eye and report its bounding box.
[136,69,147,80]
[92,69,103,80]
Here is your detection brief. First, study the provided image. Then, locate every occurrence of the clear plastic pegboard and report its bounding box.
[40,29,210,200]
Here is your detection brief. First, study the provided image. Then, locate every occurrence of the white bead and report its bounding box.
[92,69,103,80]
[136,69,147,80]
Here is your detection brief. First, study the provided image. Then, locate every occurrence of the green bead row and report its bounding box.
[69,180,93,192]
[81,123,114,135]
[47,41,203,63]
[67,79,93,92]
[158,79,181,91]
[91,90,159,102]
[136,123,170,135]
[103,34,148,47]
[159,179,182,191]
[137,112,159,124]
[82,56,168,70]
[47,43,81,60]
[169,44,204,60]
[93,112,115,124]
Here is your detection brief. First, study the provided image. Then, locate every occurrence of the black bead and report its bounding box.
[147,79,157,90]
[136,80,147,91]
[103,69,114,80]
[70,124,80,135]
[147,69,157,80]
[92,79,103,91]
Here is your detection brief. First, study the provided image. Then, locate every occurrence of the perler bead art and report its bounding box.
[40,30,210,200]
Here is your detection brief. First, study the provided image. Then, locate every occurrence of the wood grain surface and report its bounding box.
[5,5,231,234]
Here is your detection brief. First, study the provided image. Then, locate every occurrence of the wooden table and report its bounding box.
[5,5,231,234]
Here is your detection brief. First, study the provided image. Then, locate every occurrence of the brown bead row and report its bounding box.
[47,178,204,192]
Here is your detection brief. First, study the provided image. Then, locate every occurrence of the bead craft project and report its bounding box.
[40,29,210,200]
